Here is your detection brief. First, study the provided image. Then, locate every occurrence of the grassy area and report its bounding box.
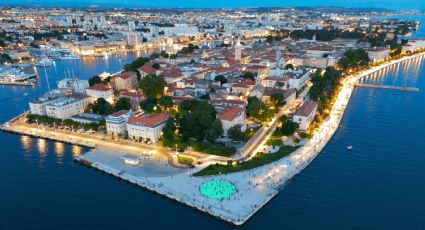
[193,145,299,177]
[177,155,194,165]
[189,140,236,157]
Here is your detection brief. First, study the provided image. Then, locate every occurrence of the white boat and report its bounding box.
[347,146,353,150]
[36,58,55,67]
[58,54,81,60]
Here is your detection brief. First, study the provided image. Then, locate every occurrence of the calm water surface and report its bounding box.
[1,17,425,230]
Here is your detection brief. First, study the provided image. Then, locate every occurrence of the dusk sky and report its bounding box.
[1,0,424,10]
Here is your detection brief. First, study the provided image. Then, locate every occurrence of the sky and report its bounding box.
[0,0,424,11]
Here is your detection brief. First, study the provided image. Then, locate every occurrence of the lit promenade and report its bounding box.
[3,51,424,225]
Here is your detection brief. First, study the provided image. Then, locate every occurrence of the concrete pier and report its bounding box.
[355,83,420,92]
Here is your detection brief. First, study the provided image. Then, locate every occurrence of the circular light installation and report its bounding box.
[200,180,236,200]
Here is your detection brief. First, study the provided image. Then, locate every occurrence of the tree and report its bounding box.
[270,93,286,108]
[138,74,166,98]
[214,75,227,86]
[114,97,131,112]
[92,98,113,115]
[140,96,159,113]
[158,95,173,110]
[178,100,223,141]
[88,76,102,86]
[152,63,161,69]
[285,64,294,70]
[162,118,176,147]
[240,71,256,81]
[247,96,273,123]
[227,125,245,141]
[280,120,299,136]
[338,49,370,72]
[124,57,150,72]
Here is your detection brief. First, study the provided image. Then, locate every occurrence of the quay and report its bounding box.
[0,81,36,86]
[355,83,420,92]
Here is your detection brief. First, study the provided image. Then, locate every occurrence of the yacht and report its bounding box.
[58,54,81,60]
[36,58,55,67]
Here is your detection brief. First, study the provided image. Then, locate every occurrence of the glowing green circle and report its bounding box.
[200,180,236,200]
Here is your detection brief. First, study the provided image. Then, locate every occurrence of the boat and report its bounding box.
[36,58,55,67]
[0,67,38,86]
[58,54,81,60]
[347,146,353,150]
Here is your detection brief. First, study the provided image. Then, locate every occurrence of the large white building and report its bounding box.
[105,110,133,136]
[127,113,170,143]
[366,46,390,62]
[293,100,318,131]
[57,78,90,94]
[30,94,85,120]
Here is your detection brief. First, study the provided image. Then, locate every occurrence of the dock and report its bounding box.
[355,83,420,92]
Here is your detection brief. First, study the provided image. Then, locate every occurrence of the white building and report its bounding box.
[105,110,133,136]
[57,78,90,94]
[218,107,246,135]
[85,84,114,103]
[127,113,170,143]
[293,100,318,131]
[366,47,390,62]
[159,24,199,37]
[235,40,242,61]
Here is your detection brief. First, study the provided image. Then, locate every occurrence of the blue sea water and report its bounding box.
[1,16,425,230]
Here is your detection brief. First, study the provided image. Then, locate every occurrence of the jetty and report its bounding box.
[355,83,420,92]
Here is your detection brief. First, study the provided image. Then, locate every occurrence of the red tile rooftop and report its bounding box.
[87,84,112,92]
[219,107,245,121]
[128,113,170,128]
[67,93,90,99]
[294,100,318,117]
[138,63,156,75]
[110,110,130,117]
[117,71,137,80]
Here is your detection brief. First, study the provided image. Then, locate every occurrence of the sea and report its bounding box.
[0,14,424,230]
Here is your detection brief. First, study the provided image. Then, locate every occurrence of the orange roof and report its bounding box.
[219,107,244,121]
[128,113,169,128]
[87,84,112,92]
[138,63,156,75]
[110,110,130,117]
[118,71,137,80]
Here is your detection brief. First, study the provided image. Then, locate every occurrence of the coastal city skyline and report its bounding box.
[0,2,424,230]
[1,0,425,10]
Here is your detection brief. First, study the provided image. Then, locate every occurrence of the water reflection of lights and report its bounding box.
[72,145,82,157]
[21,135,32,151]
[55,141,65,156]
[37,138,47,156]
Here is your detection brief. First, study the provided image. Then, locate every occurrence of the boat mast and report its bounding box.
[43,65,51,92]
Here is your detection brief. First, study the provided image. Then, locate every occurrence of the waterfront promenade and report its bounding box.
[3,51,424,225]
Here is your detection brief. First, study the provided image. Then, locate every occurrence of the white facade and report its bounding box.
[105,110,133,136]
[293,100,318,131]
[57,78,90,94]
[85,84,114,103]
[44,97,84,120]
[219,107,246,135]
[126,114,169,143]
